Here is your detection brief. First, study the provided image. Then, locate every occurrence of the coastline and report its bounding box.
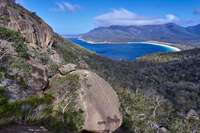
[142,41,181,52]
[78,38,181,52]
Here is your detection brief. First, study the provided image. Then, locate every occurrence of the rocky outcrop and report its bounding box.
[186,109,199,120]
[59,63,77,75]
[27,59,48,91]
[0,0,54,49]
[49,50,62,64]
[49,64,122,133]
[0,39,48,101]
[1,59,48,102]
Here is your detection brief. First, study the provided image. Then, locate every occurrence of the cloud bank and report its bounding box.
[94,9,180,27]
[51,2,80,12]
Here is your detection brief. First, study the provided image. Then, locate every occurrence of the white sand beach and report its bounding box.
[78,38,181,52]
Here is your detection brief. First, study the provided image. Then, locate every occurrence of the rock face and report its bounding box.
[0,0,54,49]
[0,39,48,101]
[71,70,122,133]
[27,60,48,91]
[1,59,48,102]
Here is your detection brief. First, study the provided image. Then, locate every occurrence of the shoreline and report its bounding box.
[77,38,181,52]
[141,41,181,52]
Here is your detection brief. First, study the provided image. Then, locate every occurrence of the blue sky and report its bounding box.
[16,0,200,34]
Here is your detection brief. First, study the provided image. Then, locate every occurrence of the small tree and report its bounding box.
[0,48,7,81]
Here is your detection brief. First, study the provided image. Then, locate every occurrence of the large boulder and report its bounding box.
[71,70,122,132]
[27,60,48,91]
[49,69,122,133]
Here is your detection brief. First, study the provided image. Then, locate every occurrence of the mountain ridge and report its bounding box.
[81,23,200,47]
[187,24,200,35]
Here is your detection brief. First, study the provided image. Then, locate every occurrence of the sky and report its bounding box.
[16,0,200,34]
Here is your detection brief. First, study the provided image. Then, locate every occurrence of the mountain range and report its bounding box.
[81,23,200,46]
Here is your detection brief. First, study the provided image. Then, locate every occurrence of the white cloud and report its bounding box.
[94,9,180,27]
[56,3,65,12]
[64,2,80,12]
[50,2,80,12]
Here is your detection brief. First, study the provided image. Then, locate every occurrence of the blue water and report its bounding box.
[69,38,176,60]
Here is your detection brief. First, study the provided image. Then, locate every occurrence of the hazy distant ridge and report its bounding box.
[81,23,200,46]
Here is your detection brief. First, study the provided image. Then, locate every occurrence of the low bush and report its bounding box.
[0,26,30,59]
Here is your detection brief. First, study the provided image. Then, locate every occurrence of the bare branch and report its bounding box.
[152,96,161,118]
[0,48,8,59]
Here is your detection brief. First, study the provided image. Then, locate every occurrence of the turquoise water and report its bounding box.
[69,38,176,60]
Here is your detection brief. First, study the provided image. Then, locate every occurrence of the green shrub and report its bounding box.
[48,74,84,132]
[115,88,200,132]
[47,61,59,78]
[0,88,23,121]
[0,89,54,122]
[0,87,7,105]
[0,26,30,59]
[168,116,200,133]
[0,73,84,132]
[116,88,163,132]
[52,34,85,64]
[50,108,84,133]
[0,60,5,81]
[0,72,4,81]
[38,53,49,65]
[10,58,32,73]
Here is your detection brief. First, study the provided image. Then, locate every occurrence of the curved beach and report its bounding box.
[78,38,181,52]
[139,41,181,52]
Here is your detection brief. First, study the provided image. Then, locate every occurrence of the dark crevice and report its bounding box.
[82,130,95,133]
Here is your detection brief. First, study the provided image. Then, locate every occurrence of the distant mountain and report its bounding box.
[187,24,200,35]
[81,23,200,46]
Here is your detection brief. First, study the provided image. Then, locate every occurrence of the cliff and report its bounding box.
[0,0,54,49]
